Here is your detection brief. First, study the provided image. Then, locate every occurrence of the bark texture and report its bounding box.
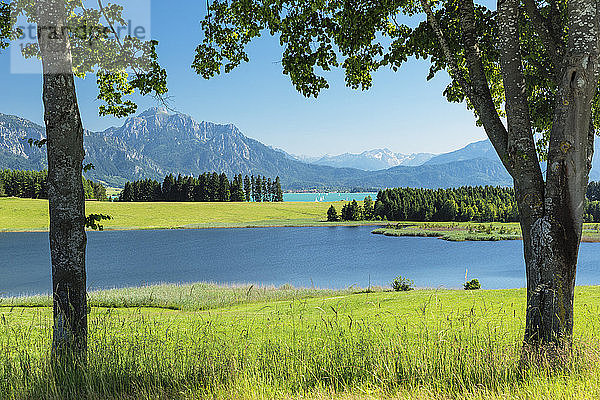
[36,0,88,355]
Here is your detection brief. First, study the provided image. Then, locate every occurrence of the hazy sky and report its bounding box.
[0,1,490,157]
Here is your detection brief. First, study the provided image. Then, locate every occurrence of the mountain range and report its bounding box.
[295,149,435,170]
[0,108,517,190]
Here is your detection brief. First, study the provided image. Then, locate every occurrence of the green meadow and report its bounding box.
[0,197,380,231]
[2,284,600,399]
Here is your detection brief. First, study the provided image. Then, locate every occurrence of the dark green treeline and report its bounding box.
[373,186,519,222]
[328,185,600,223]
[328,187,519,222]
[0,169,107,200]
[585,181,600,222]
[119,173,284,202]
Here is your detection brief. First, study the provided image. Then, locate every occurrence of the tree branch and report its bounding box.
[418,0,475,102]
[96,0,172,111]
[523,0,563,75]
[420,0,514,173]
[456,0,512,172]
[497,0,545,218]
[545,0,600,237]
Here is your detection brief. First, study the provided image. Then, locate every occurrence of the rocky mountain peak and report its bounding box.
[0,110,516,189]
[137,107,170,118]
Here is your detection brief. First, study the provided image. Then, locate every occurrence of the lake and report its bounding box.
[283,192,377,202]
[2,226,600,297]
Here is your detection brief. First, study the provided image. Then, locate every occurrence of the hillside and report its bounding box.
[424,139,500,165]
[1,108,514,190]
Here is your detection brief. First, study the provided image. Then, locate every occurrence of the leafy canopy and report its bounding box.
[193,0,590,159]
[0,1,10,49]
[7,0,167,117]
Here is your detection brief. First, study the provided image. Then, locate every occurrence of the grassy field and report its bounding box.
[0,197,381,231]
[2,283,600,399]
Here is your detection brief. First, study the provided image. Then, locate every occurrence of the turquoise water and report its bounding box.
[283,192,377,202]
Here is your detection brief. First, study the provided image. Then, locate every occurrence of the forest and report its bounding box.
[119,173,284,202]
[328,185,600,223]
[0,169,107,201]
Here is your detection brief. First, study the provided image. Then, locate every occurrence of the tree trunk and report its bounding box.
[518,0,600,347]
[36,0,88,355]
[424,0,600,353]
[521,215,578,344]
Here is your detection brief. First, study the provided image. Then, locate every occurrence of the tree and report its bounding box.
[160,174,170,201]
[266,177,273,202]
[274,177,284,202]
[327,205,339,222]
[209,172,219,201]
[587,181,600,201]
[5,0,167,356]
[218,172,230,201]
[261,175,268,202]
[439,199,459,221]
[363,196,374,220]
[244,175,252,201]
[250,175,256,201]
[254,175,262,202]
[231,174,246,202]
[194,0,600,350]
[341,200,362,221]
[32,0,89,355]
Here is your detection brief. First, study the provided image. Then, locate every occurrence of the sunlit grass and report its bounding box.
[0,197,378,231]
[0,282,358,310]
[2,285,600,399]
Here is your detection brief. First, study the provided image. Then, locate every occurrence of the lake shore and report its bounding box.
[4,198,600,242]
[372,222,600,242]
[2,282,600,399]
[372,222,522,242]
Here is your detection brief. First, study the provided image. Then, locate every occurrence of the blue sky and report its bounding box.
[0,1,489,157]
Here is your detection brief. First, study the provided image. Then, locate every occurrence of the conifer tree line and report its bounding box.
[373,186,520,222]
[327,197,375,222]
[583,182,600,222]
[118,172,284,202]
[328,185,600,223]
[0,169,107,201]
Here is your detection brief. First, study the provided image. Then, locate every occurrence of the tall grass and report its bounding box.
[2,286,600,399]
[0,282,356,310]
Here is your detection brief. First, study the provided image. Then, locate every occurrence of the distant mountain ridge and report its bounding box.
[425,140,500,165]
[0,108,515,190]
[306,148,435,170]
[297,140,499,171]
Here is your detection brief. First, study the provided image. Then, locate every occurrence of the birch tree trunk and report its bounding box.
[522,0,599,343]
[36,0,88,355]
[496,0,600,346]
